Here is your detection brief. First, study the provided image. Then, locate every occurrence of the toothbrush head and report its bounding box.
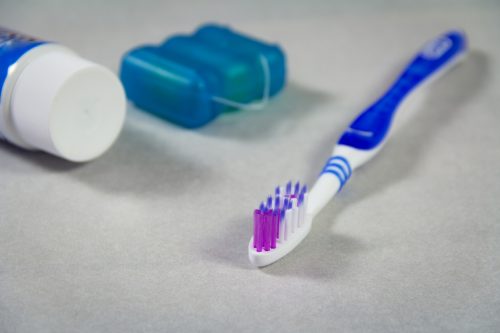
[249,181,311,267]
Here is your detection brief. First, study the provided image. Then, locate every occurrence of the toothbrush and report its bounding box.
[248,30,468,267]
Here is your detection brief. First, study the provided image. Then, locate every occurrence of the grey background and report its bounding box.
[1,1,499,332]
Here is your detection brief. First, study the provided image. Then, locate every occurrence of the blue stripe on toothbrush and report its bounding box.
[323,162,350,180]
[327,156,352,177]
[326,164,347,182]
[321,169,348,188]
[321,159,351,188]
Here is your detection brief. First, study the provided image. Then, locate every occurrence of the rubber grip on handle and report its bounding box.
[338,30,467,150]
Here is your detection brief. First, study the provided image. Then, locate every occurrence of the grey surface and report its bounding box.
[1,1,500,332]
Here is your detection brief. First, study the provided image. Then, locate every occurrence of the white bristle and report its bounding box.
[278,216,285,243]
[303,193,309,213]
[300,193,309,227]
[285,209,292,241]
[291,207,298,233]
[298,202,304,228]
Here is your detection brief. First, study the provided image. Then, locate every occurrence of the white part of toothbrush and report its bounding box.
[249,216,312,267]
[249,30,468,267]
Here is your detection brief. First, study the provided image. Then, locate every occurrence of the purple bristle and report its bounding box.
[264,212,272,251]
[267,196,273,210]
[254,210,263,252]
[294,181,300,195]
[286,181,292,195]
[298,192,305,206]
[275,186,280,196]
[280,198,289,220]
[301,185,307,194]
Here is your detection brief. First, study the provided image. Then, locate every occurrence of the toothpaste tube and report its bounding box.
[0,27,125,162]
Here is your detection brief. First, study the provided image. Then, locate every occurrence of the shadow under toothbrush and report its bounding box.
[205,50,490,278]
[196,83,334,270]
[204,211,367,273]
[197,81,333,141]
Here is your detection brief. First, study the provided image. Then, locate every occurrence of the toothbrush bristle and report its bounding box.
[267,196,273,210]
[301,185,307,195]
[298,192,304,206]
[294,181,300,195]
[253,181,307,252]
[281,198,289,219]
[253,182,309,252]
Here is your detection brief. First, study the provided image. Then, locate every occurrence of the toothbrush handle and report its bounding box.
[337,30,467,156]
[308,30,467,217]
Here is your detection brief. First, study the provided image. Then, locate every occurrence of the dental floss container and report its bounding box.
[0,27,126,162]
[120,24,287,128]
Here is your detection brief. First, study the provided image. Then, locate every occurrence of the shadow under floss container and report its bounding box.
[0,27,126,162]
[120,24,287,128]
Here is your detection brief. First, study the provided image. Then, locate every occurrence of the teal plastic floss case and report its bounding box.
[120,24,287,128]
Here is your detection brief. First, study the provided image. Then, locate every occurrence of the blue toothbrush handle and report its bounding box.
[338,30,467,151]
[310,31,467,216]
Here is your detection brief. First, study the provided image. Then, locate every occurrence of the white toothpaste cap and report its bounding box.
[10,49,126,162]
